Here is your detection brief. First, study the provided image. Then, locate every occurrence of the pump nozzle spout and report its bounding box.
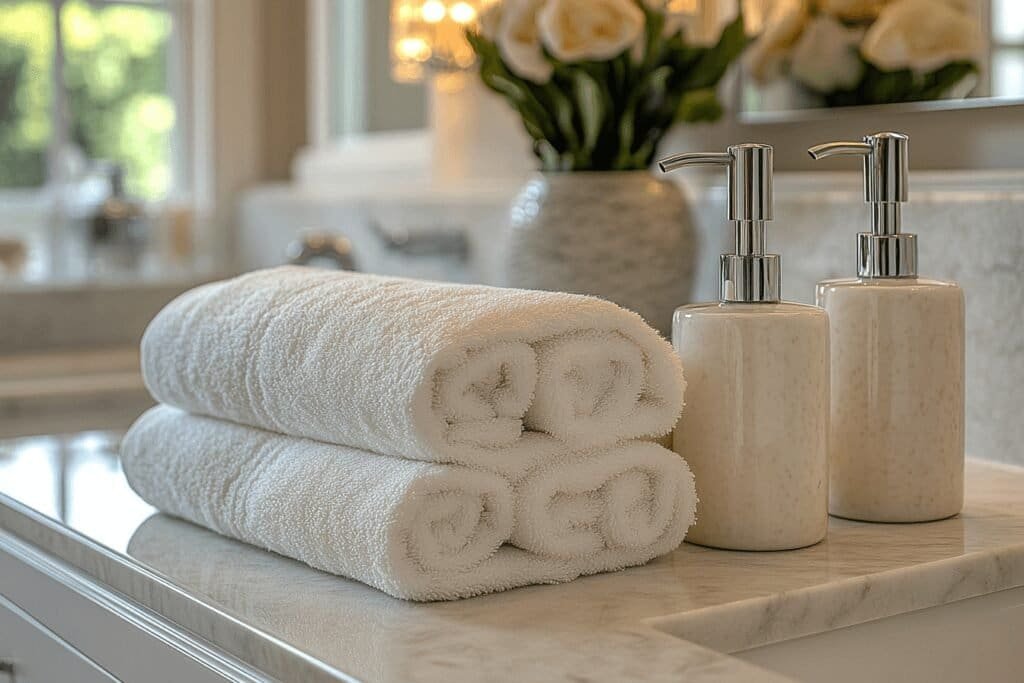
[806,141,872,160]
[807,131,917,278]
[657,143,779,303]
[658,152,733,173]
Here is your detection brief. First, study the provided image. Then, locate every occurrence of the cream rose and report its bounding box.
[538,0,645,62]
[790,14,864,92]
[861,0,984,72]
[632,0,687,63]
[643,0,739,45]
[478,1,503,41]
[641,0,687,39]
[496,0,553,84]
[816,0,889,20]
[743,0,807,83]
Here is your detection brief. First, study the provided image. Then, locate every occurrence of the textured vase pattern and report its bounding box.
[505,172,697,336]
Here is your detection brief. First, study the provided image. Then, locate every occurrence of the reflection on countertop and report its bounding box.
[0,349,152,439]
[0,431,154,550]
[1,433,1024,682]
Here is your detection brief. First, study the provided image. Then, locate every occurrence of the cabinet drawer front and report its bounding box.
[0,531,271,683]
[0,595,116,683]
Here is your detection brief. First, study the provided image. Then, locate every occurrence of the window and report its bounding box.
[0,0,181,200]
[991,0,1024,98]
[311,0,425,143]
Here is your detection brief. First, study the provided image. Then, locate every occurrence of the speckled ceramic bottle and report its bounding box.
[816,279,964,522]
[660,143,830,551]
[810,133,965,523]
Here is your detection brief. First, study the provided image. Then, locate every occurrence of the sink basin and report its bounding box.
[736,586,1024,683]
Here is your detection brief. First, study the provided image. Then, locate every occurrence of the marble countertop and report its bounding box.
[1,432,1023,682]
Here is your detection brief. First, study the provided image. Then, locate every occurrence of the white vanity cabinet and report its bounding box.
[0,531,270,683]
[0,596,116,683]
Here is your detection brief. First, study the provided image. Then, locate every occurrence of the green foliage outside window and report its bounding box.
[0,0,175,199]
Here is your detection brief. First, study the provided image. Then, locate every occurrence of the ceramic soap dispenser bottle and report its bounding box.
[659,144,829,551]
[809,132,964,523]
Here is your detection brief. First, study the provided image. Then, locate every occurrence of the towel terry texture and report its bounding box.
[140,266,685,478]
[122,406,696,601]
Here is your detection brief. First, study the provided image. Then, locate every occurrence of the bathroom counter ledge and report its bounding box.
[1,434,1022,682]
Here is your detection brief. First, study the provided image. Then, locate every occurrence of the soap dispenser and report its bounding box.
[659,144,829,551]
[808,132,964,523]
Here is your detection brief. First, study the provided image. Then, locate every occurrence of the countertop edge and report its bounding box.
[0,494,360,683]
[5,459,1023,681]
[0,494,794,682]
[649,538,1024,654]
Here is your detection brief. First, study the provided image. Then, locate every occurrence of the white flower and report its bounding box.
[815,0,889,21]
[861,0,984,72]
[537,0,645,62]
[478,1,503,40]
[639,0,699,41]
[632,0,685,63]
[743,0,807,83]
[790,14,864,92]
[496,0,553,84]
[682,1,741,47]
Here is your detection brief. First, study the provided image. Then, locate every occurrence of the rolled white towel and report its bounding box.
[141,266,684,478]
[121,406,514,599]
[511,442,695,560]
[122,407,697,601]
[525,331,678,448]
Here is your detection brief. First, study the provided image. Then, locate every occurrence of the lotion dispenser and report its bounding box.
[809,132,964,523]
[659,144,829,551]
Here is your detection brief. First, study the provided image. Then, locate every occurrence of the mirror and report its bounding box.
[739,0,1024,119]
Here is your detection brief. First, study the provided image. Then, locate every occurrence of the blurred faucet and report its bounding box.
[369,220,469,261]
[286,231,357,270]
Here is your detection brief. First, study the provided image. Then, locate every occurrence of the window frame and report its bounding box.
[2,0,197,200]
[990,0,1024,99]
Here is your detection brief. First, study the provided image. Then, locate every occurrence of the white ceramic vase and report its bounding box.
[505,171,697,336]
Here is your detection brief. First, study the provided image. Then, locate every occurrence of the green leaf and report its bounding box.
[678,13,748,90]
[616,105,635,166]
[918,61,977,100]
[640,6,666,71]
[631,138,657,168]
[823,59,977,107]
[536,139,562,171]
[573,70,605,155]
[520,114,547,142]
[481,68,559,142]
[483,71,527,102]
[640,65,673,111]
[545,83,580,154]
[677,87,723,123]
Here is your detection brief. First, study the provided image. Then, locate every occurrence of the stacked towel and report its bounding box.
[139,266,684,477]
[124,267,694,600]
[123,407,695,600]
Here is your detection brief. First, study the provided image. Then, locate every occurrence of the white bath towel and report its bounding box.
[121,407,514,599]
[140,267,684,478]
[122,406,696,601]
[511,442,695,560]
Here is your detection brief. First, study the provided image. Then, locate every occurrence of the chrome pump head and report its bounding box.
[659,143,779,303]
[808,131,916,278]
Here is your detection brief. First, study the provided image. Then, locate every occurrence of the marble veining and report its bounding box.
[2,436,1024,682]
